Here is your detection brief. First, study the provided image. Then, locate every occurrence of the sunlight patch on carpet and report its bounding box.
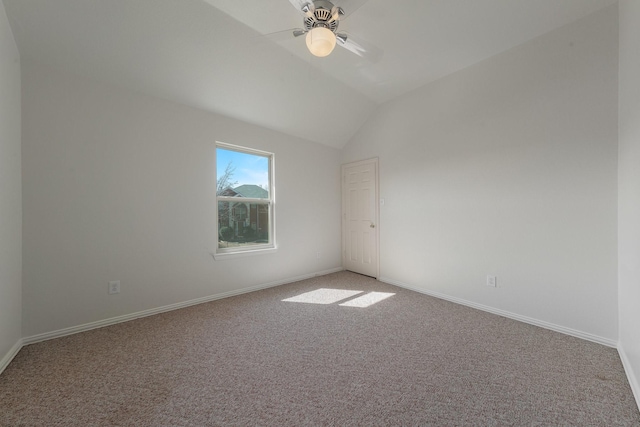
[339,292,395,308]
[282,288,363,304]
[283,289,395,307]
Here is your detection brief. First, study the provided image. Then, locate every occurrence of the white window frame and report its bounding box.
[213,142,276,260]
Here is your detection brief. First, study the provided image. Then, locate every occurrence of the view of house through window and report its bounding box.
[216,143,274,254]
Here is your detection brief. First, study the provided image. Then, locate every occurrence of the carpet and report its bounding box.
[1,271,639,426]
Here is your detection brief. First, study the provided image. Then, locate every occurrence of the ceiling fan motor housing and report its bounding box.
[304,0,341,33]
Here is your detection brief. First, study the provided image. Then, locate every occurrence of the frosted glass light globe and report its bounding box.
[305,27,337,57]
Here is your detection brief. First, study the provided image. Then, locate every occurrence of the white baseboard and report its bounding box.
[618,343,640,412]
[0,339,24,376]
[379,276,617,348]
[22,267,344,346]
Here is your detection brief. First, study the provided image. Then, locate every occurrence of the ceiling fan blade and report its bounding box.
[336,0,371,19]
[336,32,383,63]
[288,0,315,17]
[331,6,345,21]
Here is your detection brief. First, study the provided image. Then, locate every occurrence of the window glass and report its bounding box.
[216,144,274,256]
[216,148,269,198]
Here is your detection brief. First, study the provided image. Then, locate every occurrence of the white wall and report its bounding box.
[342,6,619,343]
[618,0,640,407]
[0,1,22,367]
[21,60,342,337]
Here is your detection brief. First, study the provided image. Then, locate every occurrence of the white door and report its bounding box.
[342,159,379,278]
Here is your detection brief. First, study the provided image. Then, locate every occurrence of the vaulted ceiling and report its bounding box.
[3,0,617,148]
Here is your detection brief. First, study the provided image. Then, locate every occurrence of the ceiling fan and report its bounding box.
[285,0,380,60]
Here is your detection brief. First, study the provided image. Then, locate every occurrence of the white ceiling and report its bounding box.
[3,0,617,148]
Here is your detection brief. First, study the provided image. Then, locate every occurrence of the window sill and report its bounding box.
[212,246,278,261]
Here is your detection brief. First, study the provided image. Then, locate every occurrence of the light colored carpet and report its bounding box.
[1,271,639,426]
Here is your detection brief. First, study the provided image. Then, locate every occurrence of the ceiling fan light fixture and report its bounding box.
[305,26,336,57]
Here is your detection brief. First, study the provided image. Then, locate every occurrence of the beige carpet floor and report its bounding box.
[1,271,639,426]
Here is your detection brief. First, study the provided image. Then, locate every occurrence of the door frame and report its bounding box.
[341,158,380,279]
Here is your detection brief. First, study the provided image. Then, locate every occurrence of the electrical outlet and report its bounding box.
[486,275,497,287]
[108,280,120,295]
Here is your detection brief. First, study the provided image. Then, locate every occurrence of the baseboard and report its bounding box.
[0,338,24,376]
[23,267,344,346]
[618,342,640,412]
[379,276,617,348]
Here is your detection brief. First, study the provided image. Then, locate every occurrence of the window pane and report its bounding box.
[215,143,274,256]
[216,147,269,199]
[218,201,270,249]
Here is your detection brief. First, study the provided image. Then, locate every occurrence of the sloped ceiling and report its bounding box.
[3,0,617,148]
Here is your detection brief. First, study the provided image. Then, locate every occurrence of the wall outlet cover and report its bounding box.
[108,280,121,295]
[486,275,497,287]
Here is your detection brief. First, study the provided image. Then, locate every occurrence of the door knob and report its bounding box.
[370,223,375,228]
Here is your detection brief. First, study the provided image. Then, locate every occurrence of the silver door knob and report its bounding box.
[370,223,375,228]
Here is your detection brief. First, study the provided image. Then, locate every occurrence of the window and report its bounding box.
[215,142,275,259]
